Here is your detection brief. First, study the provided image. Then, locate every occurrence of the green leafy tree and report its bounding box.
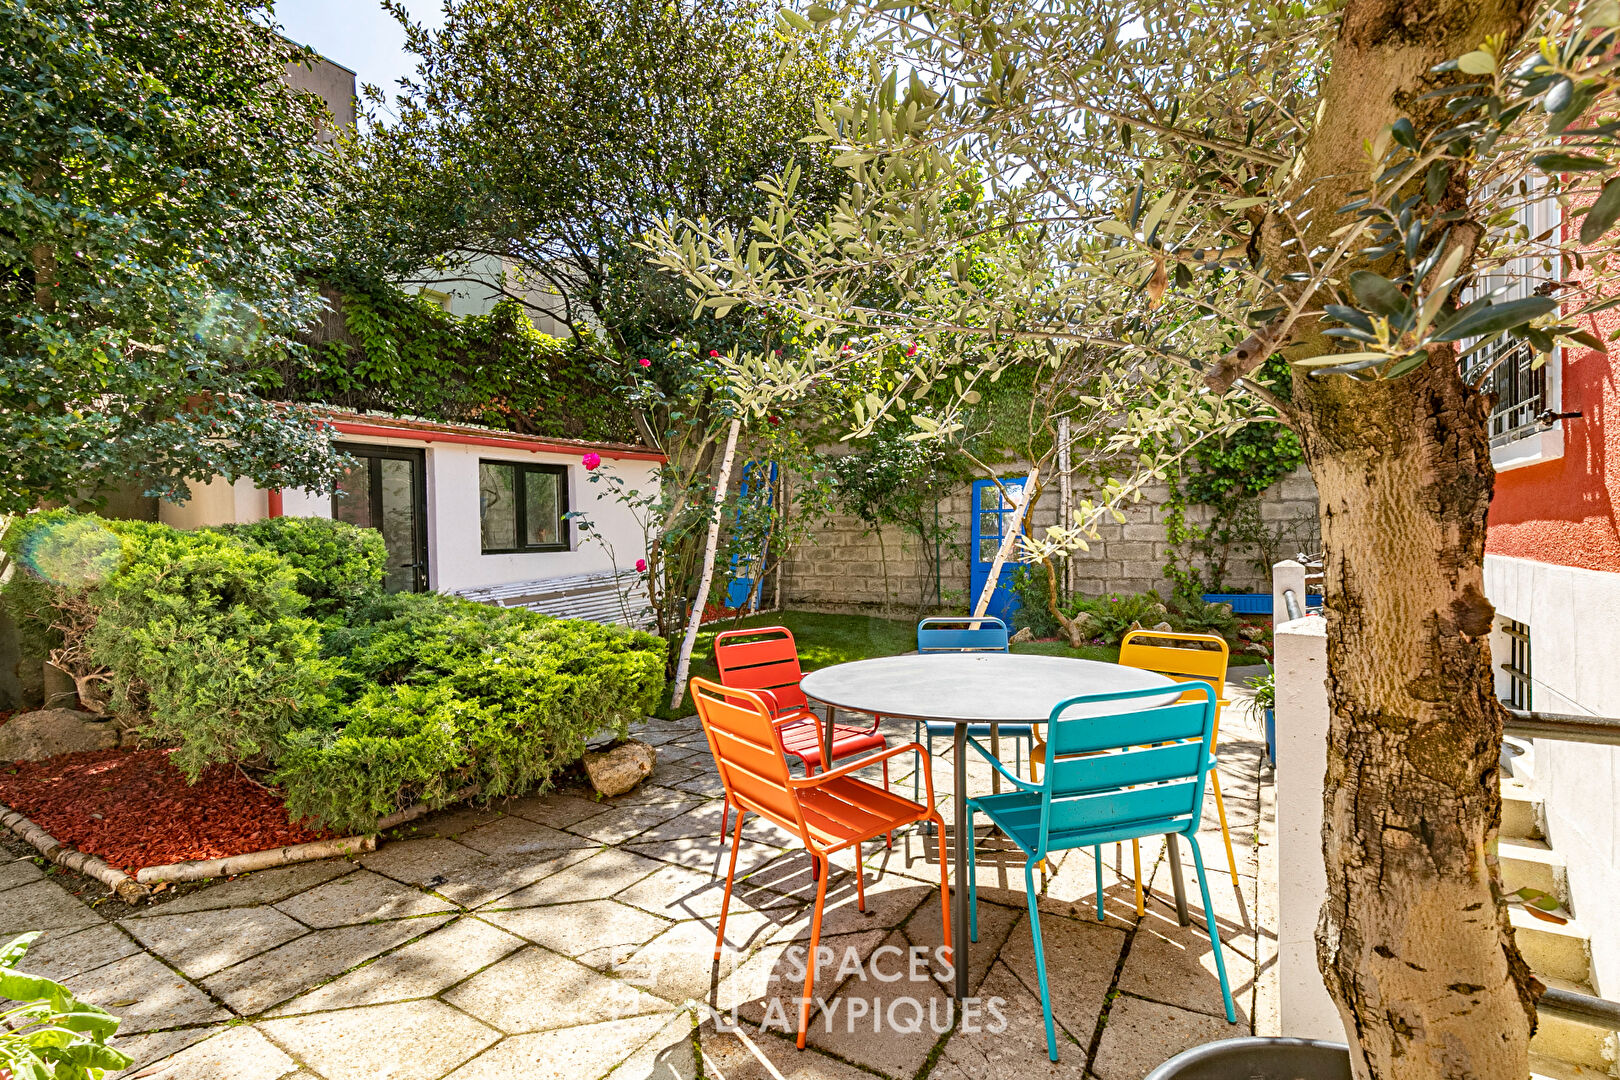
[341,0,865,674]
[0,0,352,513]
[649,0,1620,1073]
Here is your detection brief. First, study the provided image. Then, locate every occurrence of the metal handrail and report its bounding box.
[1503,708,1620,746]
[1282,588,1303,621]
[1540,985,1620,1031]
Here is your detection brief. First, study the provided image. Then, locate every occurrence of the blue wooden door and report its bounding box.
[970,477,1027,622]
[724,460,778,611]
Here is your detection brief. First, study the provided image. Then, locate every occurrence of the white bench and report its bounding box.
[451,569,656,630]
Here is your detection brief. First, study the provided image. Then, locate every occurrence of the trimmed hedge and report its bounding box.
[2,512,667,831]
[279,593,664,831]
[216,517,386,617]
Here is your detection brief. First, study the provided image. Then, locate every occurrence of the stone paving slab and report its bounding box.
[482,847,662,909]
[64,950,230,1034]
[456,815,594,857]
[1091,994,1244,1080]
[480,899,671,969]
[443,944,669,1032]
[268,915,525,1016]
[120,905,307,978]
[128,861,357,917]
[0,855,46,892]
[260,998,501,1080]
[9,922,140,982]
[568,799,703,846]
[123,1023,299,1080]
[107,1023,221,1079]
[273,869,456,928]
[10,695,1271,1080]
[0,879,103,937]
[201,915,452,1015]
[441,1012,671,1080]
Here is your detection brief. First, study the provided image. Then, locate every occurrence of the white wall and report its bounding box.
[160,437,658,594]
[1271,615,1347,1042]
[1485,553,1620,999]
[159,476,267,530]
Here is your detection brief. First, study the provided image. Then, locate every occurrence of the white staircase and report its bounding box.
[1499,763,1619,1078]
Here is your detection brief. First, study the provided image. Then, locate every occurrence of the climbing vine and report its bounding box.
[1162,361,1313,599]
[263,283,636,443]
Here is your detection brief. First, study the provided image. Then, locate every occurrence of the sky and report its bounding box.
[272,0,444,99]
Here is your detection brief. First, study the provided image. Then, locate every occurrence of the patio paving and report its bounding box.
[1,681,1273,1079]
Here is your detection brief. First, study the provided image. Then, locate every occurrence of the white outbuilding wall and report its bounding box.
[160,425,659,595]
[1485,553,1620,1000]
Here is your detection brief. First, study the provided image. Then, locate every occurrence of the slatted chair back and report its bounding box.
[714,626,810,715]
[1118,630,1229,703]
[1034,682,1217,860]
[691,678,805,835]
[916,615,1011,654]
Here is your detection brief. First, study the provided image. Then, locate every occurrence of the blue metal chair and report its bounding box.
[965,682,1236,1060]
[912,617,1035,804]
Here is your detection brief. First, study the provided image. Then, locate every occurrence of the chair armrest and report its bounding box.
[964,736,1041,791]
[788,742,940,811]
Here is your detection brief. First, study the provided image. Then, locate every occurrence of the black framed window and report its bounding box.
[479,461,569,553]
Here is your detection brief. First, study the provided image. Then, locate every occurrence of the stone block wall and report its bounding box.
[773,464,1319,615]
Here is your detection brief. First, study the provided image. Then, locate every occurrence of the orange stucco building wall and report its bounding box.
[1487,334,1620,572]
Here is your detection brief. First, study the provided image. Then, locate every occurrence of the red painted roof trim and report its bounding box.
[324,413,665,462]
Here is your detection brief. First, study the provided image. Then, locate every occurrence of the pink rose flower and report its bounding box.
[635,558,648,572]
[709,349,720,357]
[638,357,651,367]
[582,452,601,470]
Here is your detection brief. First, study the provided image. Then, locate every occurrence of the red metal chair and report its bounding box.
[691,677,952,1048]
[714,626,891,842]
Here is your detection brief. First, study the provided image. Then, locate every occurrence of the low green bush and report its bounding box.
[281,592,665,831]
[216,517,386,617]
[3,512,668,833]
[1008,563,1062,639]
[88,520,330,777]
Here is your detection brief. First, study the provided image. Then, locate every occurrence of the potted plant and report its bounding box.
[1144,1037,1350,1080]
[1251,673,1276,764]
[1,932,131,1079]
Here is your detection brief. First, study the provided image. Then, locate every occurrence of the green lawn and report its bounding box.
[660,609,1265,718]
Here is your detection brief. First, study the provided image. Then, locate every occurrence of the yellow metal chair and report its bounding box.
[1115,629,1241,916]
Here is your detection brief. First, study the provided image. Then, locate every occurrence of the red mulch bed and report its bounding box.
[0,747,331,872]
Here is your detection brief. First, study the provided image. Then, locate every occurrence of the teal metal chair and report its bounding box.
[965,682,1235,1060]
[912,616,1035,805]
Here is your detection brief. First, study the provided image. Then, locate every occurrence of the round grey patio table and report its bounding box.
[799,652,1183,1002]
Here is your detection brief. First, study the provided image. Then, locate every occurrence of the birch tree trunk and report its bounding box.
[971,463,1040,617]
[668,417,741,711]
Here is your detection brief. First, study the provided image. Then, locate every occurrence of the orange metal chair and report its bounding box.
[1114,629,1241,915]
[692,677,952,1049]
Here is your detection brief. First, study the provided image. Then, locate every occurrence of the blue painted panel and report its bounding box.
[725,460,778,610]
[1201,592,1324,615]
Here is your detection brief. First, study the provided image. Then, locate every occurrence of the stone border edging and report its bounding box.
[0,800,148,902]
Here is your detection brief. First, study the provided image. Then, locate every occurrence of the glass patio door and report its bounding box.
[331,443,429,593]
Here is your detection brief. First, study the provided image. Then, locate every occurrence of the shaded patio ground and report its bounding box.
[1,684,1273,1080]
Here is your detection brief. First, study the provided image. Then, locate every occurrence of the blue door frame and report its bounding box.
[969,477,1028,622]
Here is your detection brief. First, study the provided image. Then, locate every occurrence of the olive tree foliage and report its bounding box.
[0,0,347,515]
[647,0,1620,1076]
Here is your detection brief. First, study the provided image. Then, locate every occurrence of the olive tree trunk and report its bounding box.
[1296,360,1538,1080]
[1229,0,1545,1073]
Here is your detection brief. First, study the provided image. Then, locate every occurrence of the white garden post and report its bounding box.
[668,417,742,712]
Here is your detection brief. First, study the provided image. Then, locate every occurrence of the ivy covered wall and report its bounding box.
[262,283,639,444]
